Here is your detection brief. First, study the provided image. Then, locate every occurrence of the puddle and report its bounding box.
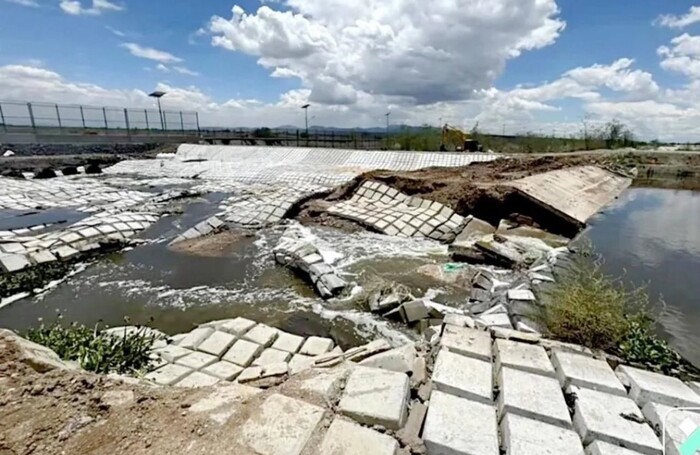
[584,187,700,366]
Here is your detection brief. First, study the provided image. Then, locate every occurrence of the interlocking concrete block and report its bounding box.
[320,418,399,455]
[642,402,700,455]
[271,331,305,353]
[201,361,243,381]
[178,327,215,350]
[501,413,584,455]
[338,366,409,430]
[289,354,315,374]
[299,336,334,356]
[423,390,499,455]
[175,351,219,370]
[616,365,700,408]
[175,371,220,388]
[244,324,279,347]
[551,350,626,396]
[440,325,492,362]
[495,339,555,377]
[0,254,30,273]
[585,441,647,455]
[240,394,325,455]
[497,367,571,428]
[300,366,352,402]
[145,363,193,385]
[197,330,236,358]
[432,349,492,404]
[219,317,256,335]
[222,339,263,367]
[237,366,264,383]
[30,250,57,265]
[253,348,291,366]
[572,387,663,455]
[154,344,192,363]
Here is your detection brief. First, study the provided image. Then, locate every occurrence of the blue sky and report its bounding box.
[2,0,700,140]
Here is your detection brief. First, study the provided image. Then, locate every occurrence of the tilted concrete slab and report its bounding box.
[495,338,555,377]
[616,365,700,408]
[440,325,492,362]
[501,413,584,455]
[551,350,626,396]
[508,166,632,225]
[432,349,492,404]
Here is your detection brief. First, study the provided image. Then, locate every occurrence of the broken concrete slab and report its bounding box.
[432,349,492,404]
[288,354,315,375]
[452,216,496,247]
[299,366,351,402]
[358,344,416,374]
[444,313,476,328]
[423,390,499,455]
[178,327,215,351]
[497,367,571,428]
[174,371,220,388]
[397,402,428,448]
[319,418,399,455]
[344,339,392,362]
[508,166,632,225]
[551,350,626,396]
[477,312,513,329]
[572,387,663,455]
[497,220,570,248]
[239,394,325,455]
[501,413,584,455]
[616,365,700,408]
[338,366,409,430]
[440,324,492,362]
[495,339,555,377]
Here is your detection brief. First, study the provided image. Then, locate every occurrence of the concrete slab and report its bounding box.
[197,330,237,358]
[300,366,351,402]
[271,332,305,354]
[497,367,571,428]
[222,339,263,367]
[201,361,243,381]
[175,351,219,370]
[616,365,700,408]
[432,349,492,404]
[585,441,647,455]
[572,387,663,455]
[0,254,30,273]
[551,350,626,396]
[508,166,632,225]
[501,414,584,455]
[423,390,499,455]
[252,348,291,366]
[154,344,192,363]
[239,394,325,455]
[338,366,409,430]
[299,336,335,356]
[358,344,416,374]
[244,324,279,347]
[319,418,399,455]
[440,325,492,362]
[219,317,257,335]
[495,339,555,377]
[642,402,700,455]
[175,371,220,388]
[178,327,215,350]
[144,363,192,386]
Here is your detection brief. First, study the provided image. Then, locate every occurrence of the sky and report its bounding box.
[1,0,700,141]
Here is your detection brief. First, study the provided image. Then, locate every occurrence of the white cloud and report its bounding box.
[4,0,39,7]
[173,66,200,77]
[121,43,183,64]
[106,25,126,37]
[659,34,700,79]
[208,1,565,105]
[655,6,700,29]
[155,64,170,73]
[60,0,123,16]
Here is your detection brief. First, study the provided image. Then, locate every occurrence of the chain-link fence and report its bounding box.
[0,101,199,134]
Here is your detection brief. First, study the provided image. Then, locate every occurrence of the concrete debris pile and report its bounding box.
[273,225,347,299]
[328,181,468,242]
[169,216,226,245]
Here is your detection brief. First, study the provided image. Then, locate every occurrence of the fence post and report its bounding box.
[163,111,168,131]
[55,104,62,130]
[102,107,108,130]
[80,106,86,128]
[124,109,131,140]
[145,109,150,135]
[27,103,36,130]
[195,112,200,135]
[180,111,184,133]
[0,103,6,133]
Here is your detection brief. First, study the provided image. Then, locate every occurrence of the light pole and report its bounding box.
[149,91,166,131]
[302,104,310,145]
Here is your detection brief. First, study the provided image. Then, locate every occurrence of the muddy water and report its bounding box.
[0,192,459,348]
[584,187,700,366]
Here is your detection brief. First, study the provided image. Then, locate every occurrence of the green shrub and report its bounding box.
[619,320,682,374]
[26,319,158,374]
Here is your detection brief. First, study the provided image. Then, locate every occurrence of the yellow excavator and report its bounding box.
[440,124,482,152]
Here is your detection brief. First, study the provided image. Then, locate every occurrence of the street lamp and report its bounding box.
[149,91,166,130]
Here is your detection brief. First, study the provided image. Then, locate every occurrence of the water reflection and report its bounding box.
[584,188,700,366]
